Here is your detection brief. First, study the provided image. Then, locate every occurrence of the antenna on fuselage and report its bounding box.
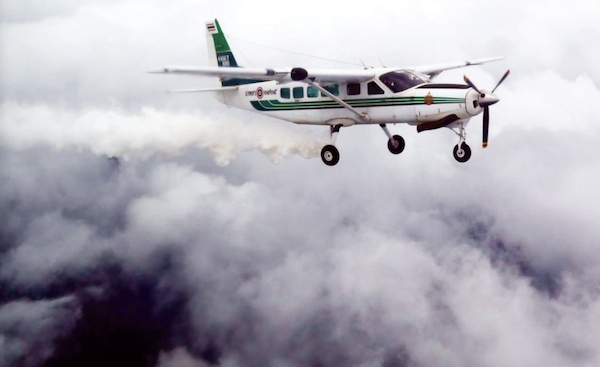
[359,59,373,70]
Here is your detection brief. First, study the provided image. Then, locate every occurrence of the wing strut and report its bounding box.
[305,80,371,122]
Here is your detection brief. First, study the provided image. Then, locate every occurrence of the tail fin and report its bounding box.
[205,19,265,87]
[205,19,239,68]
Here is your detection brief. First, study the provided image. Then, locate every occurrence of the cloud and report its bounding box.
[0,1,115,23]
[0,296,80,367]
[2,145,599,365]
[158,348,211,367]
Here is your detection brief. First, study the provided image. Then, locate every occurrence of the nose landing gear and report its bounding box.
[453,142,471,162]
[450,122,472,163]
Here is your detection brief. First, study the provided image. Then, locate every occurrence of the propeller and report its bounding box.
[483,106,489,148]
[463,70,510,148]
[492,70,510,93]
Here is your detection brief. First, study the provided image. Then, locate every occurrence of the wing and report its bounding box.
[410,57,504,78]
[150,66,375,84]
[150,57,502,83]
[150,66,289,80]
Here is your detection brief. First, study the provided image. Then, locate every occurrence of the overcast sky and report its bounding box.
[1,1,600,366]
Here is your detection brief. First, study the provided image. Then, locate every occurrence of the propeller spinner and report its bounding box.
[463,70,510,148]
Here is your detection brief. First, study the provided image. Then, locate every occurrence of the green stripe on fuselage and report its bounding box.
[250,97,465,111]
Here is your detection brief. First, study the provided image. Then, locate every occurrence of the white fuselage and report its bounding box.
[214,69,484,129]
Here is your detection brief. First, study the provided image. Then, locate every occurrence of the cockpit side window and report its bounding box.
[379,71,426,93]
[368,81,385,95]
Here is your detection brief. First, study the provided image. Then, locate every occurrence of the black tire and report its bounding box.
[387,135,405,154]
[453,143,472,163]
[321,145,340,166]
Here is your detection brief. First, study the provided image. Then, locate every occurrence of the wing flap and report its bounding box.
[166,86,239,94]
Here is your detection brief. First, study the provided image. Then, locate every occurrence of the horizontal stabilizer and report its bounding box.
[166,86,239,94]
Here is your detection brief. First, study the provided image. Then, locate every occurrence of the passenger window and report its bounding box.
[307,86,319,98]
[280,88,290,99]
[368,81,385,95]
[347,83,361,96]
[293,87,304,99]
[321,84,339,96]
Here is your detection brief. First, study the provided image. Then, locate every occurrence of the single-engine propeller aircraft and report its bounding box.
[152,19,509,166]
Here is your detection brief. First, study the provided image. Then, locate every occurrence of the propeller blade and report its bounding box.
[463,75,481,94]
[492,69,510,93]
[482,107,489,148]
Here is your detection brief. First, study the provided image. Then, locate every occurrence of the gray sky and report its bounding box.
[1,1,600,366]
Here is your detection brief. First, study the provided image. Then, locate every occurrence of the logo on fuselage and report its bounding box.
[425,92,434,105]
[246,87,277,99]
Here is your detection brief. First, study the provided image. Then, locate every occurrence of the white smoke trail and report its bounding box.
[0,101,327,165]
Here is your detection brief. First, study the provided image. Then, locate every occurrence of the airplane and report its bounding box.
[152,19,509,166]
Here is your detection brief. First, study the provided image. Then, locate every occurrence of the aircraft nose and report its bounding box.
[480,92,500,107]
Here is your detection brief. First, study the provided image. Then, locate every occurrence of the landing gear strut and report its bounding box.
[450,122,471,163]
[321,125,342,166]
[319,124,406,166]
[380,124,405,155]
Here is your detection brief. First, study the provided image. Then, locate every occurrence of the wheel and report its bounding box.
[387,135,405,154]
[453,142,472,163]
[321,145,340,166]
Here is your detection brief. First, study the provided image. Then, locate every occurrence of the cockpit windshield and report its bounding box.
[379,71,428,93]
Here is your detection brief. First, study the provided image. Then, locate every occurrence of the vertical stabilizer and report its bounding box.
[205,19,239,68]
[205,19,263,87]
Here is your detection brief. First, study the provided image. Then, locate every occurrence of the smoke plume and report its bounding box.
[0,101,326,165]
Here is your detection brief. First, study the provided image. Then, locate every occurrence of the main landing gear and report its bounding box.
[381,124,405,155]
[321,145,340,166]
[451,122,472,163]
[320,124,406,166]
[321,125,341,166]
